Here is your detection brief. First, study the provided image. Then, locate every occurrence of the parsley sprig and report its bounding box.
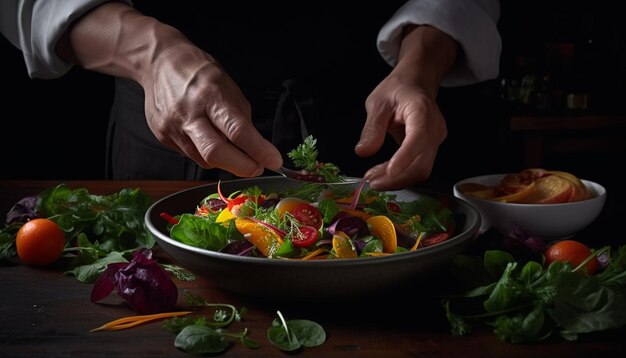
[287,135,342,183]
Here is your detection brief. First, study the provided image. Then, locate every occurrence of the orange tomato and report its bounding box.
[16,218,66,266]
[544,240,597,275]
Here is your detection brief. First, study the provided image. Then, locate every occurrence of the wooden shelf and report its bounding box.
[510,115,626,167]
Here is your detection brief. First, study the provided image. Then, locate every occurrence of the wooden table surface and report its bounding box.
[1,180,624,358]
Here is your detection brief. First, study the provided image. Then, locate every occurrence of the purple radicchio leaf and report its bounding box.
[327,214,368,238]
[6,195,38,225]
[90,249,178,314]
[220,240,254,256]
[204,198,227,212]
[503,223,546,254]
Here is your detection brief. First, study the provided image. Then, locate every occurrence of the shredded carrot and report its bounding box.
[365,252,392,257]
[410,232,425,251]
[90,311,192,332]
[300,248,326,260]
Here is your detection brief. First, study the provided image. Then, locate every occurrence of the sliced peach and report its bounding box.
[548,170,588,201]
[457,182,498,200]
[518,175,574,204]
[493,181,537,203]
[500,168,548,194]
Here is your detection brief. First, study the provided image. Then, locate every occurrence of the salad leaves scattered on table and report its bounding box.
[0,184,155,282]
[442,245,626,343]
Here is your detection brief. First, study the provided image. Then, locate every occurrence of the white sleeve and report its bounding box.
[0,0,132,79]
[377,0,501,87]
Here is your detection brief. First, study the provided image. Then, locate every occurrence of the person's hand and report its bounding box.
[355,25,458,190]
[142,44,282,177]
[355,73,447,190]
[58,2,283,177]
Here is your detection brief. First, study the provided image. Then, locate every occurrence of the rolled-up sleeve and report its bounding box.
[1,0,132,79]
[377,0,501,87]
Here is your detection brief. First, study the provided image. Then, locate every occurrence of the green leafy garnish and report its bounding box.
[287,135,342,182]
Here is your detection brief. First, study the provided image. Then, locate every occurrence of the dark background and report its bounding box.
[2,1,625,186]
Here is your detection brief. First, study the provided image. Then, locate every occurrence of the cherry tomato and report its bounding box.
[292,225,319,248]
[16,218,66,266]
[291,203,323,229]
[544,240,597,275]
[387,202,401,213]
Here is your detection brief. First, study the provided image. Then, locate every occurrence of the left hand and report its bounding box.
[355,73,447,191]
[355,25,457,191]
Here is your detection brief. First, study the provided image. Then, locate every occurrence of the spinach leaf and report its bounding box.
[174,325,230,354]
[170,213,230,251]
[267,311,326,351]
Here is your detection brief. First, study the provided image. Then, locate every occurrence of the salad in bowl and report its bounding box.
[161,180,455,260]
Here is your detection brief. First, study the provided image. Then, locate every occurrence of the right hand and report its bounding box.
[141,42,282,177]
[60,2,283,177]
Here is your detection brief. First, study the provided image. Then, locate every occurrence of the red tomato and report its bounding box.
[387,202,401,213]
[292,225,319,248]
[291,203,323,229]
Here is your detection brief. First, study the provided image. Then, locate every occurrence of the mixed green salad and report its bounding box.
[161,136,455,260]
[162,181,455,260]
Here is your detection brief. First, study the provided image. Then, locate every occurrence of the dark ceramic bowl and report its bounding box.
[145,177,481,301]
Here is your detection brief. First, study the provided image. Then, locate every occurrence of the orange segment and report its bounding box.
[366,215,397,253]
[332,231,357,259]
[234,218,283,257]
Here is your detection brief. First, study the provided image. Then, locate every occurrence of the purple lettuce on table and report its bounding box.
[91,249,178,314]
[5,195,38,225]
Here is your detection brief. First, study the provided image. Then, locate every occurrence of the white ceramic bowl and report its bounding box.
[453,174,606,240]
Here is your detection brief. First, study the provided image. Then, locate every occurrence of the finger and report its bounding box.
[184,116,268,177]
[366,149,436,191]
[155,128,214,170]
[386,104,446,178]
[355,97,393,157]
[208,105,283,170]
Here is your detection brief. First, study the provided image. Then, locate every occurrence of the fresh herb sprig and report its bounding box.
[287,135,342,183]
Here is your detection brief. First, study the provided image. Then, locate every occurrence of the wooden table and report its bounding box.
[1,180,624,357]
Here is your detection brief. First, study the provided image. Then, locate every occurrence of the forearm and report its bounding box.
[55,2,205,84]
[392,25,458,99]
